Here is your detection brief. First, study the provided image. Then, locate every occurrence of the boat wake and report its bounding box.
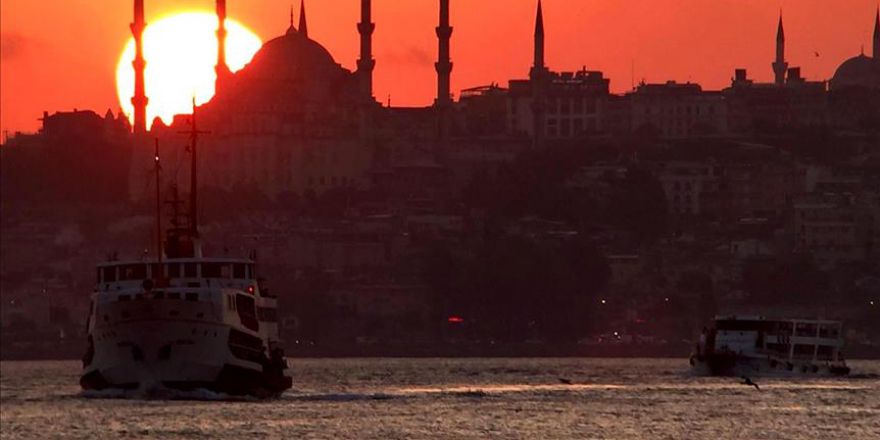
[79,385,257,401]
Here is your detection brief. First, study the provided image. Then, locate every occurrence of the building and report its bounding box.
[629,82,728,139]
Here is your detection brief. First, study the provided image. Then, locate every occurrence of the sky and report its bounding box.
[1,0,877,136]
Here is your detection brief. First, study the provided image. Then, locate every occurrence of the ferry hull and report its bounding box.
[81,319,290,397]
[689,353,850,377]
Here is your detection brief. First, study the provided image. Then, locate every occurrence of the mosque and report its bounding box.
[830,9,880,91]
[126,1,880,202]
[126,0,468,201]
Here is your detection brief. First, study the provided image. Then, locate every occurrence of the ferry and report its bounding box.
[690,315,850,377]
[80,108,292,397]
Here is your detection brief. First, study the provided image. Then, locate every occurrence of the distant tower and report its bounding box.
[131,0,148,134]
[874,7,879,60]
[530,0,547,147]
[298,0,309,39]
[530,0,545,80]
[435,0,453,106]
[357,0,375,101]
[435,0,453,142]
[772,13,788,85]
[215,0,232,93]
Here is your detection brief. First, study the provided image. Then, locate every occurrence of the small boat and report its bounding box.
[690,315,850,377]
[80,106,292,397]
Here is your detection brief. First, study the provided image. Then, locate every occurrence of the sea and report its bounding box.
[1,358,878,439]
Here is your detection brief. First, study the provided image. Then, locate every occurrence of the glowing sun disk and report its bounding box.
[116,12,261,129]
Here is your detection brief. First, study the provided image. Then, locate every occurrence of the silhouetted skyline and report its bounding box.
[2,0,878,135]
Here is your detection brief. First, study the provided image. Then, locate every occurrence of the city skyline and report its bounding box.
[1,0,878,136]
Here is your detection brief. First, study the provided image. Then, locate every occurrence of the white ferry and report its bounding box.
[690,315,850,377]
[80,108,292,397]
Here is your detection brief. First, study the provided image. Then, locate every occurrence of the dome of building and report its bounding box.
[829,54,880,91]
[220,27,357,105]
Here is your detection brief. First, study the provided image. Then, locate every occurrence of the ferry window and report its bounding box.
[203,263,221,278]
[167,264,181,278]
[235,294,260,331]
[818,326,839,339]
[247,264,255,279]
[150,264,162,279]
[233,264,246,279]
[119,295,131,302]
[96,268,101,283]
[153,291,164,300]
[122,264,147,280]
[795,324,817,337]
[167,292,181,300]
[793,344,815,357]
[184,263,197,277]
[816,345,834,360]
[766,343,787,353]
[185,293,198,302]
[220,264,232,278]
[102,267,117,282]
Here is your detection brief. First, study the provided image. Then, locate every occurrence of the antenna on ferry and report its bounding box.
[154,138,163,279]
[180,98,210,238]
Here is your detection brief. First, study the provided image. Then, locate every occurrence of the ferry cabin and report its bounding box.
[712,316,844,364]
[90,258,280,359]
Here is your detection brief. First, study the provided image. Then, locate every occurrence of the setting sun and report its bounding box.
[115,12,261,129]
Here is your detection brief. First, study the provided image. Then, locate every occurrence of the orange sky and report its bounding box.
[1,0,877,136]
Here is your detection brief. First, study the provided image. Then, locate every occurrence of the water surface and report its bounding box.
[2,358,878,439]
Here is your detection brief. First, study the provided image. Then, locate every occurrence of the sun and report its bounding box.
[116,12,262,129]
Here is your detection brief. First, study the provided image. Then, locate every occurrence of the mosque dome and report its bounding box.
[829,54,880,91]
[221,27,357,105]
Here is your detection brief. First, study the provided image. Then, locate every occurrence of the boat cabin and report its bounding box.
[95,258,269,297]
[711,316,844,363]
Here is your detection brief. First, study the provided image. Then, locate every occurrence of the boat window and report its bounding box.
[233,263,246,279]
[203,263,221,278]
[185,292,198,302]
[102,267,117,282]
[795,324,817,337]
[235,294,260,331]
[184,263,197,277]
[818,326,839,339]
[167,292,181,300]
[121,264,147,281]
[96,268,101,283]
[153,291,164,300]
[765,343,787,353]
[167,263,181,278]
[118,295,131,302]
[793,344,815,357]
[150,263,162,279]
[203,263,233,278]
[247,264,255,279]
[716,320,775,332]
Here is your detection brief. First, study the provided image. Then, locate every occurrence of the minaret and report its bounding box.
[772,12,788,86]
[298,0,308,39]
[357,0,375,101]
[131,0,148,134]
[530,0,545,80]
[435,0,453,142]
[215,0,232,93]
[435,0,453,107]
[530,1,546,147]
[873,7,879,60]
